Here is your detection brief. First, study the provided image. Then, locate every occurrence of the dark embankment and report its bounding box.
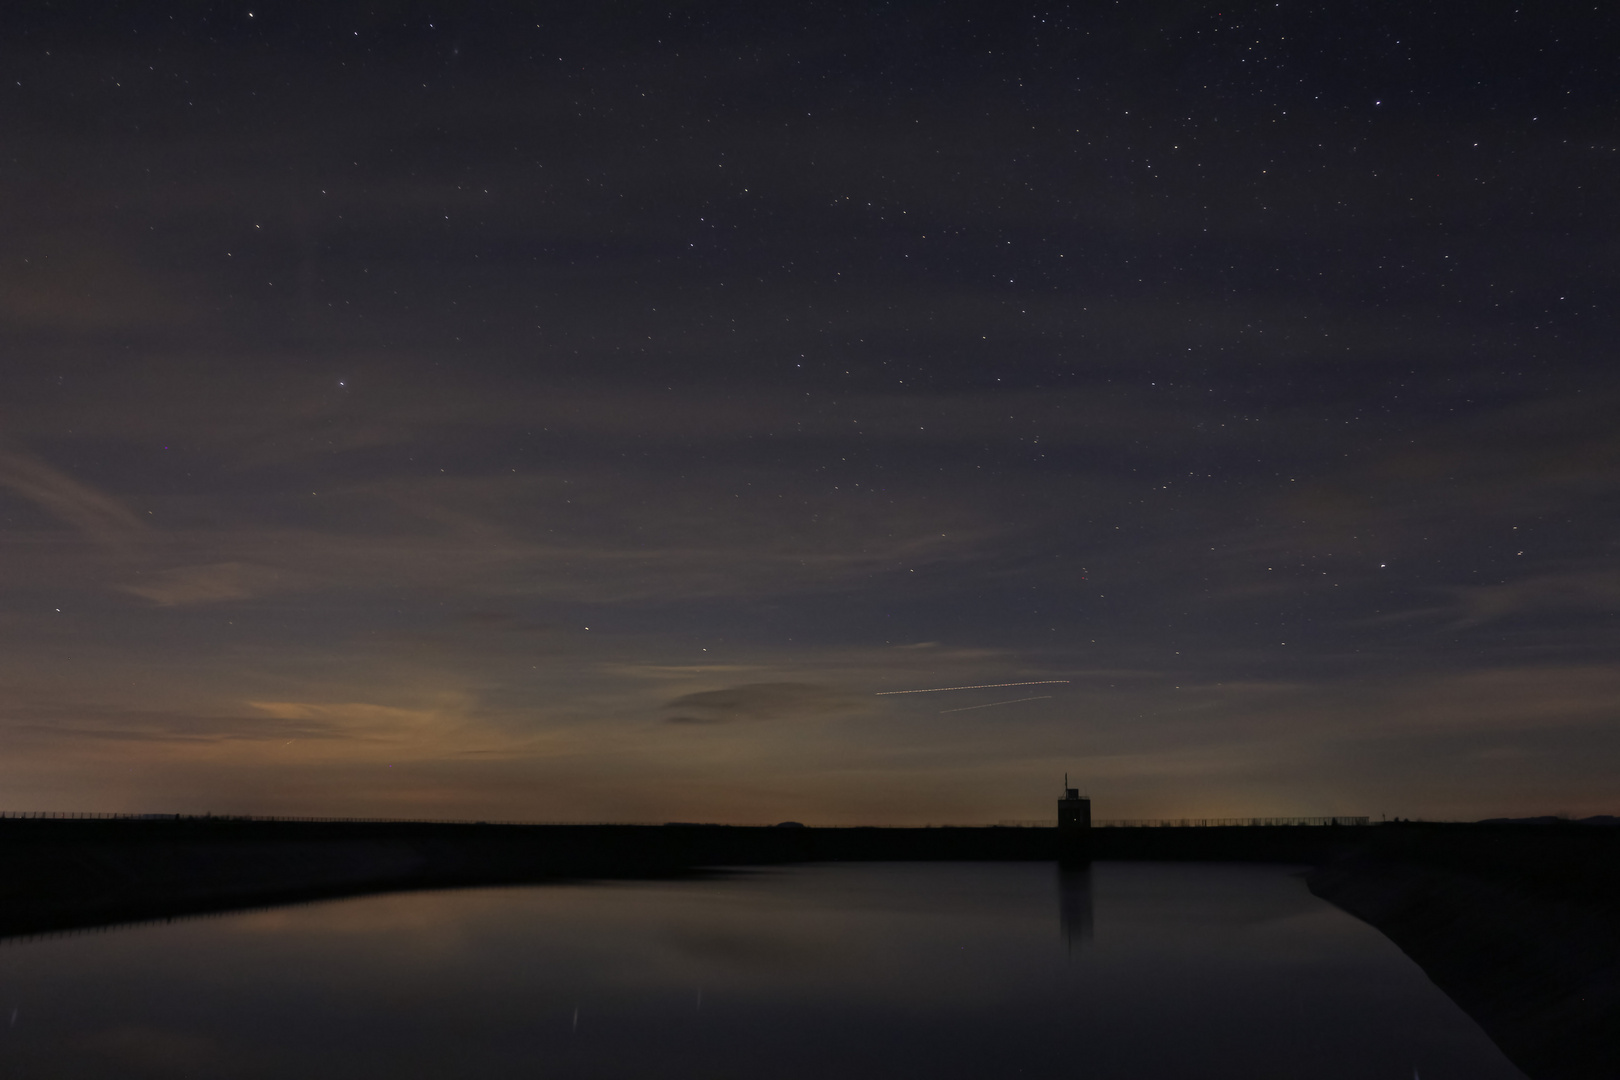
[0,816,1365,938]
[0,818,777,938]
[1308,822,1620,1080]
[0,817,1060,938]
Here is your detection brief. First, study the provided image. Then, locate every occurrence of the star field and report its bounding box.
[0,1,1615,823]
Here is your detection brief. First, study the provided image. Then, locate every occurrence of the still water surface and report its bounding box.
[0,862,1524,1079]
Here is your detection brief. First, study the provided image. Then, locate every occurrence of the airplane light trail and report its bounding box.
[939,695,1052,714]
[874,680,1070,696]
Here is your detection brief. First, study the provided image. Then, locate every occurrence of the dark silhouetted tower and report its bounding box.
[1058,775,1091,865]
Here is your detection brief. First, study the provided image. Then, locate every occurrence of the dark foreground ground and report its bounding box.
[1304,826,1620,1080]
[2,817,1615,1079]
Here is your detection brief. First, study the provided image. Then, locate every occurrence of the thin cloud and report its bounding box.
[0,450,146,543]
[1444,570,1620,628]
[663,682,857,724]
[0,705,351,746]
[247,700,449,731]
[117,561,299,607]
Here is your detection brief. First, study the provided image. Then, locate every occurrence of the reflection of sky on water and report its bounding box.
[0,863,1523,1079]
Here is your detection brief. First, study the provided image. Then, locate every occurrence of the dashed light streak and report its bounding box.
[875,679,1070,696]
[939,695,1053,714]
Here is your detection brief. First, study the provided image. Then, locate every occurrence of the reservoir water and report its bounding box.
[0,862,1525,1079]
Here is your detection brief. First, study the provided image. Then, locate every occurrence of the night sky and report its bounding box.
[2,2,1615,824]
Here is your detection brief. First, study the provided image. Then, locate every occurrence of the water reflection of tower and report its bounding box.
[1058,864,1095,950]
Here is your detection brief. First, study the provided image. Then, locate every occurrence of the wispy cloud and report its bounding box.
[0,450,146,543]
[117,561,301,607]
[246,699,465,743]
[1444,570,1620,628]
[0,704,350,746]
[664,682,858,724]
